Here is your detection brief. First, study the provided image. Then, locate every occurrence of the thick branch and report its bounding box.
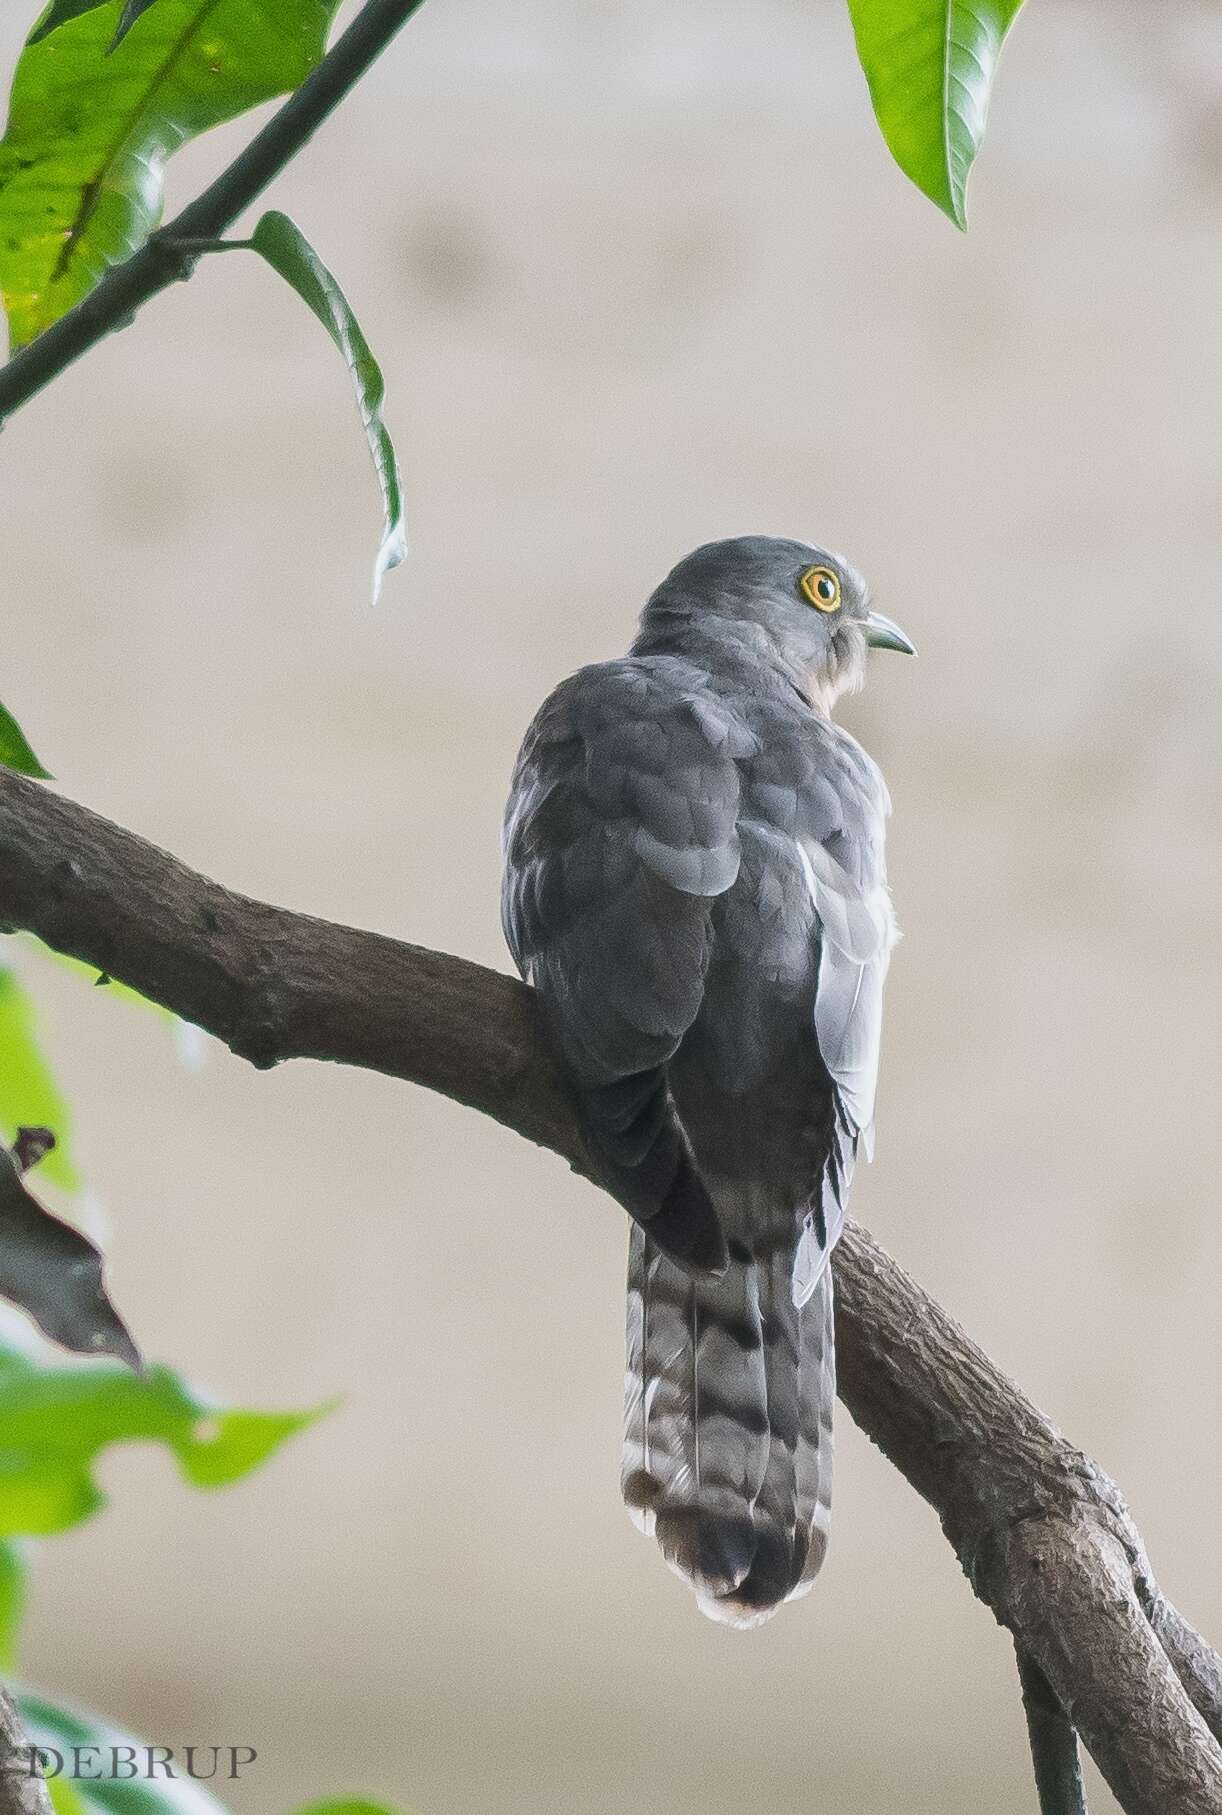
[1,768,1220,1813]
[0,0,428,423]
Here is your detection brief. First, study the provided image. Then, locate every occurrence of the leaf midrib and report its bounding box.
[53,0,224,288]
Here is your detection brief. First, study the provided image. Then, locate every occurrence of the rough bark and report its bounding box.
[0,1690,53,1815]
[1,767,1219,1813]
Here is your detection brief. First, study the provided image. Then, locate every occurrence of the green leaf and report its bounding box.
[0,1538,28,1669]
[111,0,162,50]
[25,2,108,46]
[48,1779,96,1815]
[846,0,1024,227]
[250,211,406,602]
[0,969,78,1191]
[0,1350,329,1538]
[0,702,51,779]
[290,1804,410,1815]
[48,1771,96,1815]
[0,0,340,350]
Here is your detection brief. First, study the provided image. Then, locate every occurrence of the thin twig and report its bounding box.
[1017,1645,1089,1815]
[0,0,428,423]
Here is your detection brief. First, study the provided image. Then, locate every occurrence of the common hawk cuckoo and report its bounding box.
[502,536,913,1626]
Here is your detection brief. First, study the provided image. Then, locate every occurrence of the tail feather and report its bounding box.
[716,1250,804,1620]
[623,1226,767,1599]
[787,1263,835,1601]
[622,1224,838,1626]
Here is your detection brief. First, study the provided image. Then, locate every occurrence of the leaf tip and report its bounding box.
[370,533,408,606]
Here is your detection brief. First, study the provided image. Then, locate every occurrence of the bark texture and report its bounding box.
[0,1690,53,1815]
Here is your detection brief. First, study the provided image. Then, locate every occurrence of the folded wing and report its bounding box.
[503,660,755,1269]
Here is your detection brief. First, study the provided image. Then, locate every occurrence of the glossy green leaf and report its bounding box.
[111,0,162,49]
[0,1349,329,1537]
[25,2,108,46]
[0,702,51,779]
[0,969,78,1191]
[250,211,407,601]
[847,0,1024,227]
[0,0,340,350]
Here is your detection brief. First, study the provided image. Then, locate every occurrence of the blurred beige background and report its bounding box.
[4,0,1222,1809]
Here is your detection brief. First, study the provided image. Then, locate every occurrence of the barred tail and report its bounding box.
[622,1226,835,1627]
[787,1261,835,1599]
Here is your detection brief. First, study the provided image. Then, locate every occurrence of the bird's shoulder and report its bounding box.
[503,656,758,962]
[512,653,758,768]
[716,688,888,878]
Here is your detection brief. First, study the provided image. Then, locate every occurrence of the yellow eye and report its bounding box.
[799,565,841,613]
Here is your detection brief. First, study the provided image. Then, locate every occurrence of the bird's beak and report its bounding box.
[864,610,916,656]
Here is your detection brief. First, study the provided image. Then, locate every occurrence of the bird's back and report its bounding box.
[666,672,889,1237]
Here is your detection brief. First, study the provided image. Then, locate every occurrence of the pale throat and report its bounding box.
[803,651,862,719]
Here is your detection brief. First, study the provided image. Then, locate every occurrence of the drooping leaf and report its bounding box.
[250,212,407,601]
[0,968,78,1190]
[0,1141,139,1369]
[0,1346,329,1538]
[846,0,1024,227]
[0,0,340,350]
[0,701,51,779]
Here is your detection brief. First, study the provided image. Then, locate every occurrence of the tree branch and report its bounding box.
[0,1690,53,1815]
[1016,1645,1088,1815]
[0,0,428,424]
[1,767,1220,1814]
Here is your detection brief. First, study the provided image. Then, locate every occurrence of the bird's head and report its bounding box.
[637,536,915,711]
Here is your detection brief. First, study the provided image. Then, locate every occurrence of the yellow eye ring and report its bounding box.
[799,565,841,613]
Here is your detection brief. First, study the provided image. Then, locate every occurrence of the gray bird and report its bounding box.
[502,536,913,1626]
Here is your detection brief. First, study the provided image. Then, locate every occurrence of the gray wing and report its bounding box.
[806,835,895,1149]
[743,720,895,1305]
[503,659,755,1270]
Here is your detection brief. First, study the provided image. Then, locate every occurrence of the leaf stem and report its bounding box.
[0,0,428,425]
[160,237,256,253]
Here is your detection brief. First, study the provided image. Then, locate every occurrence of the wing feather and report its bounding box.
[503,659,754,1267]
